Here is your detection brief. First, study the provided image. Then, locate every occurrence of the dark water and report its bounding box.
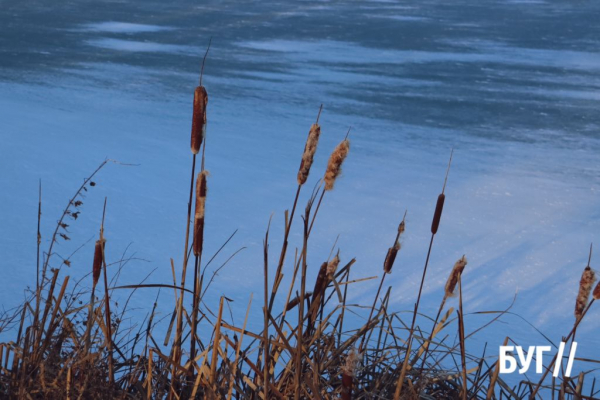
[2,0,600,137]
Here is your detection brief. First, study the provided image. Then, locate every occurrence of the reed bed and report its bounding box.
[1,62,599,400]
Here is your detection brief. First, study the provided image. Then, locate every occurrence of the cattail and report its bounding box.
[341,348,359,400]
[92,238,106,288]
[445,255,468,298]
[431,193,445,235]
[341,347,359,376]
[593,280,600,300]
[312,263,328,303]
[297,123,321,185]
[383,219,406,274]
[324,139,350,191]
[309,256,340,323]
[383,242,400,274]
[326,254,340,278]
[190,86,208,154]
[575,266,595,319]
[193,171,209,256]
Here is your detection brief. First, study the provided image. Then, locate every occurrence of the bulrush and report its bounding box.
[575,266,595,319]
[341,348,359,400]
[193,171,209,256]
[383,243,400,274]
[324,139,350,191]
[594,280,600,300]
[310,255,340,323]
[383,219,405,274]
[297,123,321,185]
[92,238,105,288]
[445,255,468,298]
[190,86,208,154]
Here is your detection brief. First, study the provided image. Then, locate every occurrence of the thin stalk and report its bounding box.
[173,153,197,391]
[270,185,301,314]
[99,198,114,385]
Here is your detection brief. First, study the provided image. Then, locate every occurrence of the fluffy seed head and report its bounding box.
[297,123,321,185]
[193,171,209,256]
[92,238,106,288]
[341,347,360,377]
[445,255,467,298]
[324,139,350,191]
[575,266,595,319]
[191,86,208,154]
[327,254,340,278]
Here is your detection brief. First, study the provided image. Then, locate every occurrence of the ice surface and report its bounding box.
[1,0,599,384]
[78,22,175,34]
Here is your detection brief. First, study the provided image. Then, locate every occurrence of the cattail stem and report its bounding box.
[294,213,310,400]
[36,180,41,310]
[173,153,197,390]
[99,198,114,385]
[395,151,453,399]
[361,215,405,352]
[270,107,322,314]
[307,188,325,236]
[263,223,270,400]
[458,277,468,400]
[270,184,301,314]
[359,274,386,353]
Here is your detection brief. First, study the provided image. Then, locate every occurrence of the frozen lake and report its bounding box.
[1,0,599,385]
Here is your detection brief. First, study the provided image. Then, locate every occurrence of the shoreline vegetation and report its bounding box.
[0,53,599,399]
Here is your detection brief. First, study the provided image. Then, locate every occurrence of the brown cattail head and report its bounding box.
[431,193,445,235]
[445,255,468,298]
[193,171,209,256]
[190,86,208,154]
[92,238,106,288]
[324,139,350,191]
[575,266,595,319]
[383,242,400,274]
[312,263,328,304]
[593,280,600,300]
[297,123,321,185]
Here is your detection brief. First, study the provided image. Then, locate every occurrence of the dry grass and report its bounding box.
[0,69,599,400]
